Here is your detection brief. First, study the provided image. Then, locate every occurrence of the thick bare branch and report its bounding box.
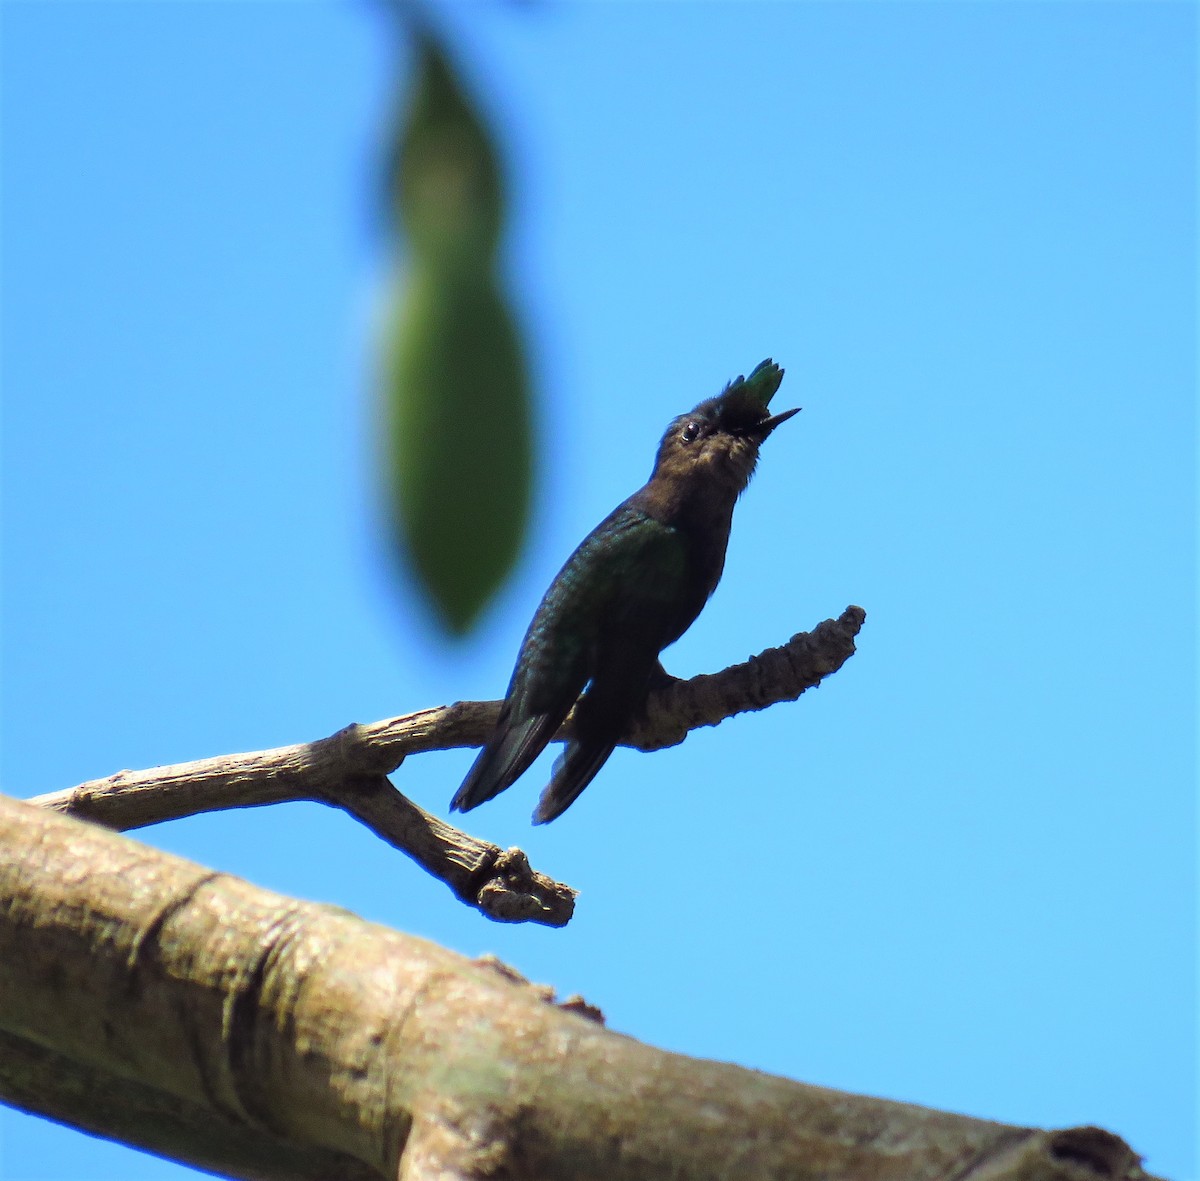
[0,795,1158,1181]
[27,608,865,927]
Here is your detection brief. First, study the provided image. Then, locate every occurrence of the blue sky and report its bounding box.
[1,3,1195,1179]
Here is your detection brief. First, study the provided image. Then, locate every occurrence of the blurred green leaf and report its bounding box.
[380,27,534,635]
[385,265,532,634]
[391,30,503,265]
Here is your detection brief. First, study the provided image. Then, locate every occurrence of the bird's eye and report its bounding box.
[681,421,701,444]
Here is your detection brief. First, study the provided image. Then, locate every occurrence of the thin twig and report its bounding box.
[28,606,865,927]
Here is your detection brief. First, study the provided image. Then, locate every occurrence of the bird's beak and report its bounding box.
[759,406,801,438]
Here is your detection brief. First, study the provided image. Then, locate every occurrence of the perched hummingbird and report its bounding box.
[451,359,799,825]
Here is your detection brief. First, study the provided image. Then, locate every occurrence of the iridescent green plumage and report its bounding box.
[451,359,798,823]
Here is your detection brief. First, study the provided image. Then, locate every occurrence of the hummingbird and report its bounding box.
[451,359,799,824]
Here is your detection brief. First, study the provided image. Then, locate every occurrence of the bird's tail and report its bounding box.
[451,712,560,813]
[531,735,617,825]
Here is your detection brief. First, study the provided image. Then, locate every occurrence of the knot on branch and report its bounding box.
[472,953,605,1023]
[474,847,576,927]
[1046,1127,1145,1177]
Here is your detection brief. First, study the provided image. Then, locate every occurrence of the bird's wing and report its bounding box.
[452,504,687,815]
[530,513,692,823]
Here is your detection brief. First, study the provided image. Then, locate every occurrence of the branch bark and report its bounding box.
[0,794,1160,1181]
[27,607,865,928]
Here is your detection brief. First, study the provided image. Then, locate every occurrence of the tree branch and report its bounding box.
[0,795,1160,1181]
[26,607,865,927]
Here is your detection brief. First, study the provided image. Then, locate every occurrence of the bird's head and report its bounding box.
[652,359,799,494]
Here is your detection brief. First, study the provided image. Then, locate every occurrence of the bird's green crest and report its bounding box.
[725,359,784,409]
